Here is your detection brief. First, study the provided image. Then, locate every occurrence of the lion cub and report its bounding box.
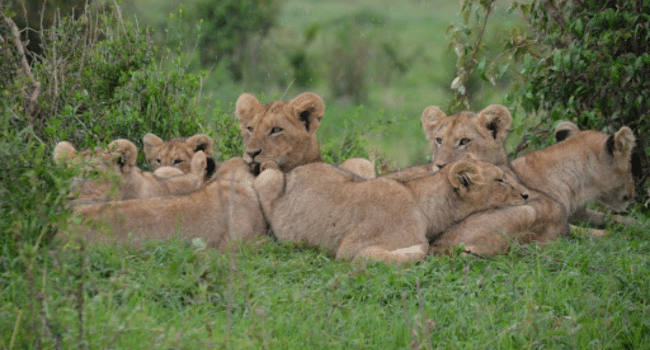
[54,140,210,204]
[69,157,265,250]
[432,122,637,256]
[143,133,213,173]
[254,160,529,264]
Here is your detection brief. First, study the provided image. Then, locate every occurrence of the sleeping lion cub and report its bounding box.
[54,139,210,204]
[254,159,529,264]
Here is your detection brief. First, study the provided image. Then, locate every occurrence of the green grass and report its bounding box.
[3,216,649,349]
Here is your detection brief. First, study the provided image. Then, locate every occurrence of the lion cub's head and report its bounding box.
[143,133,213,173]
[421,105,512,171]
[447,160,529,207]
[554,121,638,212]
[54,140,138,203]
[236,92,325,175]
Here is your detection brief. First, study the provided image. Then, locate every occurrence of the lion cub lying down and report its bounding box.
[254,159,529,264]
[143,133,213,173]
[54,139,211,204]
[431,122,637,256]
[68,157,265,249]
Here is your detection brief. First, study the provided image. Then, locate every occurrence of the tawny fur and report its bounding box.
[54,140,208,205]
[235,92,373,177]
[254,160,529,264]
[143,133,213,173]
[65,92,372,248]
[429,118,636,256]
[410,104,570,256]
[518,122,637,227]
[383,104,512,181]
[68,158,265,250]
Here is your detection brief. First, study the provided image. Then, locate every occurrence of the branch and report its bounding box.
[2,13,41,126]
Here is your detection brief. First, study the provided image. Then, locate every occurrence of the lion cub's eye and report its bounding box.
[155,158,162,164]
[247,126,254,132]
[459,138,471,146]
[270,127,283,135]
[173,159,183,166]
[435,137,442,145]
[495,178,505,183]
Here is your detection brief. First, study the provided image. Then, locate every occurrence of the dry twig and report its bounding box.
[2,13,41,126]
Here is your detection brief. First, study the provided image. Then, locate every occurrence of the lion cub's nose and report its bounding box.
[247,149,262,160]
[521,193,529,200]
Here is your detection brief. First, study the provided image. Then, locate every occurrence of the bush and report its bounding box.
[190,0,281,80]
[513,0,650,185]
[447,0,650,200]
[0,4,245,251]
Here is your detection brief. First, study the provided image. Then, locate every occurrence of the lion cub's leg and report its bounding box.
[253,162,285,215]
[336,224,428,264]
[338,158,376,179]
[430,198,567,257]
[572,208,638,228]
[353,243,428,264]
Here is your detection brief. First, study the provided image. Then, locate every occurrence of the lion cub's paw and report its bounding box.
[260,161,280,173]
[190,151,208,175]
[154,167,184,179]
[612,214,638,226]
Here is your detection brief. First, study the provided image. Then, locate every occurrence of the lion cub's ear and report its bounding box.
[607,126,636,166]
[554,121,581,143]
[107,139,138,174]
[186,134,213,155]
[420,106,447,137]
[143,133,163,163]
[477,105,512,144]
[53,141,79,163]
[448,161,484,200]
[289,92,325,133]
[236,93,262,127]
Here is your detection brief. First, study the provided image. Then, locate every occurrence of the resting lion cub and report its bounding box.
[68,158,264,249]
[254,160,529,264]
[54,139,209,204]
[68,92,348,248]
[431,122,637,256]
[143,133,213,173]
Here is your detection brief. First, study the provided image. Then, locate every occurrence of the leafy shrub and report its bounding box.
[189,0,281,80]
[0,4,244,252]
[5,0,89,61]
[447,0,650,200]
[512,0,650,185]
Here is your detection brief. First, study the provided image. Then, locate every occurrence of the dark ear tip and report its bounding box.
[205,157,217,180]
[555,129,572,143]
[299,109,312,132]
[606,135,615,155]
[459,174,470,188]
